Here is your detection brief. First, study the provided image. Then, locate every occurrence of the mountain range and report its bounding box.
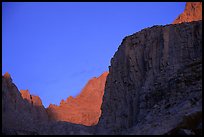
[2,2,202,135]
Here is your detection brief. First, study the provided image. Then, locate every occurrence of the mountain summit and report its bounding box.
[46,72,108,126]
[173,2,202,24]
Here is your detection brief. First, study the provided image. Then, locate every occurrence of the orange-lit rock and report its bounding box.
[4,72,12,80]
[20,89,32,103]
[173,2,202,24]
[47,72,108,126]
[20,89,43,106]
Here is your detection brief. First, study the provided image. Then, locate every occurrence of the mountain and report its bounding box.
[173,2,202,24]
[97,20,202,135]
[46,72,108,126]
[97,2,202,135]
[2,73,49,134]
[2,2,202,135]
[2,72,98,135]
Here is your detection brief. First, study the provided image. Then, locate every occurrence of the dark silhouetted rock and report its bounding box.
[97,20,202,135]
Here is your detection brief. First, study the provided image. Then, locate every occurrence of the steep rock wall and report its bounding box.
[97,20,202,134]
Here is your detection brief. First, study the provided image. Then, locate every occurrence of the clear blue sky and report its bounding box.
[2,2,185,108]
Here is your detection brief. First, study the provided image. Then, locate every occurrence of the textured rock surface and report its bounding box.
[173,2,202,24]
[46,72,108,126]
[2,2,202,135]
[20,89,43,106]
[2,73,49,134]
[20,89,49,123]
[2,73,94,135]
[97,20,202,134]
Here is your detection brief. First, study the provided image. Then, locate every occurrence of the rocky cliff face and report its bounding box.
[2,72,94,135]
[173,2,202,24]
[2,2,202,135]
[2,72,108,134]
[20,89,49,122]
[97,20,202,134]
[20,89,43,106]
[46,72,108,126]
[96,3,202,134]
[2,73,49,134]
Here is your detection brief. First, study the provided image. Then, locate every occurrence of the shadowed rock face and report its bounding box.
[96,3,202,134]
[46,72,108,126]
[173,2,202,24]
[2,73,49,134]
[97,20,202,134]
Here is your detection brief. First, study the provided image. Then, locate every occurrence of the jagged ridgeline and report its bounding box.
[2,2,202,135]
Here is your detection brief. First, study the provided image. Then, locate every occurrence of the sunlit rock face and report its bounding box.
[173,2,202,24]
[20,90,43,106]
[46,72,108,126]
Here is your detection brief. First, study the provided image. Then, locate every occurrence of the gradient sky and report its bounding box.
[2,2,185,108]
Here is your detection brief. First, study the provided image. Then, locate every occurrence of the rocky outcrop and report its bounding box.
[2,71,108,134]
[97,20,202,134]
[173,2,202,24]
[47,72,108,126]
[2,73,94,135]
[164,111,202,135]
[20,89,43,106]
[20,89,49,123]
[2,73,49,134]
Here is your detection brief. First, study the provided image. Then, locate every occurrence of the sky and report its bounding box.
[2,2,186,108]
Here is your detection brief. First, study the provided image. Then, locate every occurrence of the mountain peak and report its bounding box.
[20,89,30,96]
[3,72,12,82]
[4,72,11,78]
[173,2,202,24]
[20,89,43,106]
[100,71,109,78]
[47,71,108,126]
